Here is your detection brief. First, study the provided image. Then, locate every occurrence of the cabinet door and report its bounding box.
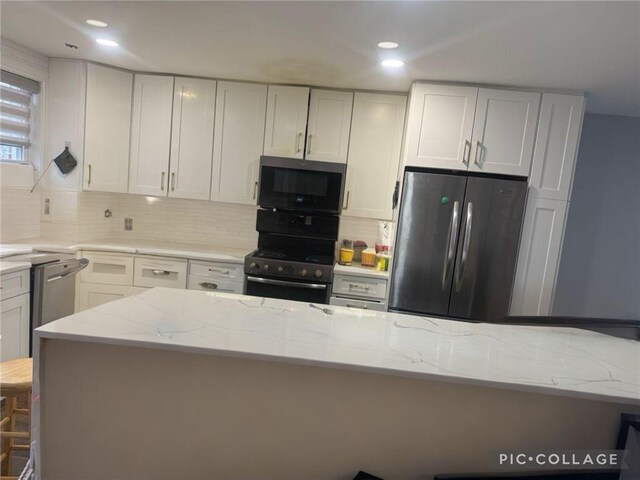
[129,75,174,195]
[0,293,29,361]
[210,81,267,204]
[510,197,568,316]
[528,94,585,201]
[84,64,133,193]
[343,93,406,220]
[77,283,148,312]
[169,78,216,200]
[305,89,353,163]
[470,88,540,176]
[403,84,477,170]
[263,85,309,159]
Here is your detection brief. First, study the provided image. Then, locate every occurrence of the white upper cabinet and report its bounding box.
[469,88,540,176]
[305,89,353,163]
[84,64,133,193]
[211,81,267,205]
[263,85,310,159]
[343,93,407,220]
[528,94,585,201]
[404,84,477,171]
[128,74,174,196]
[169,77,216,200]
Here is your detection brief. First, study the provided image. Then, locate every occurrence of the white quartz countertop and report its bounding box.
[334,262,389,279]
[1,239,250,263]
[36,288,640,405]
[0,260,31,275]
[0,246,33,258]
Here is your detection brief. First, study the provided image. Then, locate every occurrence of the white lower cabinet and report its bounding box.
[77,284,148,312]
[331,273,388,312]
[510,197,568,316]
[0,293,30,361]
[187,260,244,294]
[133,257,188,289]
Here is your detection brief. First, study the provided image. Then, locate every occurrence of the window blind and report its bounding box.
[0,70,39,149]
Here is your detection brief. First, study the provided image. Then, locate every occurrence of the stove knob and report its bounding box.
[277,266,284,272]
[300,269,308,277]
[315,270,323,278]
[263,264,269,271]
[249,262,257,269]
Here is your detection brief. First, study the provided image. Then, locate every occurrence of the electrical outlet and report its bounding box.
[124,218,133,231]
[44,198,51,216]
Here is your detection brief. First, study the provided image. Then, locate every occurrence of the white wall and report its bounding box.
[553,113,640,319]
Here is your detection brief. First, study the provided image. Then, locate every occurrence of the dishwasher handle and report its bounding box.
[46,258,89,282]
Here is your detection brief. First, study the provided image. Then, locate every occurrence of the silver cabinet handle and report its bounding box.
[441,200,460,289]
[151,269,172,276]
[171,172,175,191]
[208,268,230,275]
[296,132,302,153]
[346,303,368,310]
[343,190,350,210]
[307,134,312,154]
[161,172,165,191]
[455,202,473,292]
[462,140,471,165]
[87,164,92,186]
[199,282,218,290]
[474,141,483,166]
[253,181,258,200]
[247,276,327,290]
[348,283,370,290]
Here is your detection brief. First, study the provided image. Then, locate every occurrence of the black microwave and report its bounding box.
[258,156,346,214]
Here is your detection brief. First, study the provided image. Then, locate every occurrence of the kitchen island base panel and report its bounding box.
[38,339,638,480]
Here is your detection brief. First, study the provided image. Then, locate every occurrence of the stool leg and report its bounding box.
[1,395,15,476]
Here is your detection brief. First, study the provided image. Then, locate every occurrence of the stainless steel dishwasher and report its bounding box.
[9,252,88,355]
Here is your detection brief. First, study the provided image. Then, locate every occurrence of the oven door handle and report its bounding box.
[246,276,327,290]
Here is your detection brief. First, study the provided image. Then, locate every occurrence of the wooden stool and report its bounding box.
[0,358,32,480]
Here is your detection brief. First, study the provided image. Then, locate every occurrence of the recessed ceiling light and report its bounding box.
[86,19,108,27]
[378,41,399,49]
[381,59,404,68]
[96,38,119,47]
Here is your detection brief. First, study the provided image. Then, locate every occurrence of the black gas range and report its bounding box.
[244,156,345,304]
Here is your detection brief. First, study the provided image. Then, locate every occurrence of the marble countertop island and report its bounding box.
[36,287,640,405]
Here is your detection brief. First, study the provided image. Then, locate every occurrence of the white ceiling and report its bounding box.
[2,1,639,116]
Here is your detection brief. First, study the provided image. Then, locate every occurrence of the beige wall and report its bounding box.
[39,339,639,480]
[0,187,41,242]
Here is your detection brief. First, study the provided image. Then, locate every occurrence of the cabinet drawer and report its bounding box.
[77,283,148,312]
[189,261,243,281]
[332,274,387,300]
[81,252,134,286]
[187,274,243,294]
[0,268,29,301]
[330,296,387,312]
[134,256,187,289]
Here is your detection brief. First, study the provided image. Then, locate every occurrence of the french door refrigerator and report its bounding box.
[389,169,527,322]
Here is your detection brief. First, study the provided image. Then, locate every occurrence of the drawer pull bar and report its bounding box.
[150,269,173,276]
[348,283,370,290]
[208,268,230,275]
[346,303,368,310]
[199,282,218,290]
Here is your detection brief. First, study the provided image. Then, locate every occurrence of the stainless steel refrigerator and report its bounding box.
[389,169,527,322]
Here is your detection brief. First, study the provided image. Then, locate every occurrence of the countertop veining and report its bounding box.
[36,287,640,405]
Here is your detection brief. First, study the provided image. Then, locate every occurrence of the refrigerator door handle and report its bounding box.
[441,201,460,289]
[455,202,473,292]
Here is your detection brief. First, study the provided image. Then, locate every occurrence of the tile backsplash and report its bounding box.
[2,189,386,250]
